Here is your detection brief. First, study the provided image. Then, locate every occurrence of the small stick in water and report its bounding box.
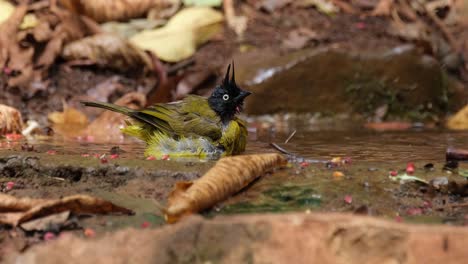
[284,130,297,144]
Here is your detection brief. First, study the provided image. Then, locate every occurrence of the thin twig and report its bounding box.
[269,143,326,163]
[270,142,294,156]
[284,130,297,144]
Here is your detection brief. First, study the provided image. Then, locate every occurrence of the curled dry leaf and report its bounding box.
[0,193,133,226]
[62,33,153,72]
[165,153,287,223]
[48,105,89,137]
[0,104,24,135]
[130,7,224,62]
[59,0,174,23]
[84,92,147,142]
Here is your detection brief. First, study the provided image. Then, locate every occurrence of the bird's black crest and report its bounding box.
[208,62,251,122]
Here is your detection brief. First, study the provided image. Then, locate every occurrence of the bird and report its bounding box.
[81,63,251,159]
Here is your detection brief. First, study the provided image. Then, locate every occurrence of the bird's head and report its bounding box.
[208,62,251,121]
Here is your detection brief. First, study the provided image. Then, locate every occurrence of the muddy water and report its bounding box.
[1,126,468,231]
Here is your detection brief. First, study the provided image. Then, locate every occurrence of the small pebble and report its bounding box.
[43,232,56,241]
[344,195,353,204]
[5,181,15,191]
[406,163,415,174]
[333,171,344,178]
[84,228,96,237]
[141,222,151,228]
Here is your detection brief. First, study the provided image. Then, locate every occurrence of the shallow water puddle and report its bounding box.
[1,128,468,229]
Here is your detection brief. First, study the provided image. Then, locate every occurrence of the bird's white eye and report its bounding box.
[222,94,229,101]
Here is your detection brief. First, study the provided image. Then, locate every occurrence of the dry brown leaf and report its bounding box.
[48,105,89,137]
[84,92,146,142]
[371,0,394,16]
[62,33,153,72]
[59,0,174,23]
[20,211,71,231]
[165,153,287,223]
[0,193,133,226]
[0,2,27,68]
[0,104,24,135]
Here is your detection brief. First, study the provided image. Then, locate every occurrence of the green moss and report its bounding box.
[220,185,321,214]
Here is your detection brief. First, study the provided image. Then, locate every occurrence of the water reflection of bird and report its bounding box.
[82,63,251,159]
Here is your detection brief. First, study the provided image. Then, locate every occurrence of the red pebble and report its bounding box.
[299,161,310,168]
[406,162,415,174]
[389,170,398,177]
[43,232,56,241]
[46,150,57,155]
[141,221,151,228]
[146,156,156,160]
[84,228,96,237]
[5,181,15,190]
[3,67,12,75]
[110,154,119,159]
[344,195,353,204]
[161,154,170,160]
[5,133,22,141]
[81,154,90,157]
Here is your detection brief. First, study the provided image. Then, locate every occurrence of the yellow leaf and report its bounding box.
[0,0,15,25]
[130,7,223,62]
[447,104,468,130]
[19,13,39,30]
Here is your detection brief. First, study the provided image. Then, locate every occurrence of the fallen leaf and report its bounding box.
[101,19,166,39]
[0,193,133,226]
[48,106,89,137]
[20,211,71,231]
[389,173,429,184]
[296,0,338,15]
[130,7,224,62]
[183,0,222,6]
[0,0,15,25]
[371,0,394,16]
[84,92,146,142]
[0,104,24,135]
[447,104,468,130]
[165,153,287,223]
[59,0,172,22]
[62,33,153,72]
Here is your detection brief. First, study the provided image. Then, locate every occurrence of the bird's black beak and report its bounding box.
[236,89,251,103]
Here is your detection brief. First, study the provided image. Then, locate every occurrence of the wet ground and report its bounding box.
[1,120,468,240]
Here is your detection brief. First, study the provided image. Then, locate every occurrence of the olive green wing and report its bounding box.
[135,96,222,141]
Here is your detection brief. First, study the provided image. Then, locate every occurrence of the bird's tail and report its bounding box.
[81,101,133,116]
